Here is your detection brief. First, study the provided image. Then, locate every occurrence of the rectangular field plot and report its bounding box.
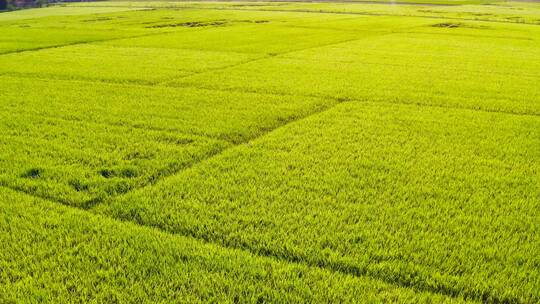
[104,21,375,54]
[0,6,292,54]
[0,111,228,207]
[173,20,540,115]
[0,77,332,142]
[0,44,260,84]
[99,102,540,303]
[0,5,147,22]
[0,77,333,206]
[1,1,540,303]
[0,187,463,303]
[239,1,540,24]
[0,27,143,55]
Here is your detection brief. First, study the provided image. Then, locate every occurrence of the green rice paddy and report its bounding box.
[1,1,539,302]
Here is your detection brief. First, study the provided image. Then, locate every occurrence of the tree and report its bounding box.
[0,0,7,10]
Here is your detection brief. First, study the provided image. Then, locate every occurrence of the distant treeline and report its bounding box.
[1,0,61,10]
[1,0,102,10]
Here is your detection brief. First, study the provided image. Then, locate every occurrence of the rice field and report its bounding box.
[1,1,539,302]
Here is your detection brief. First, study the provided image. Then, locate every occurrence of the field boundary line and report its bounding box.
[0,94,479,301]
[1,5,535,303]
[81,95,351,209]
[4,71,539,119]
[194,6,540,26]
[1,78,532,303]
[52,0,458,9]
[0,184,468,302]
[106,207,510,303]
[97,5,540,27]
[0,28,194,57]
[0,33,150,56]
[92,88,528,302]
[0,73,351,209]
[76,31,404,204]
[86,92,530,302]
[162,81,540,118]
[158,29,403,86]
[156,38,364,86]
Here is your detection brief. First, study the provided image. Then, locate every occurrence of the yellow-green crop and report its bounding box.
[1,1,539,302]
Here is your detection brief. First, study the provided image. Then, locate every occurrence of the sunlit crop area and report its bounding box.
[1,1,539,302]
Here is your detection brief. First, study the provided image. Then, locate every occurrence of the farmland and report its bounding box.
[0,0,539,303]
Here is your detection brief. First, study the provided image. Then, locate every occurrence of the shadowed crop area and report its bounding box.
[1,1,539,303]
